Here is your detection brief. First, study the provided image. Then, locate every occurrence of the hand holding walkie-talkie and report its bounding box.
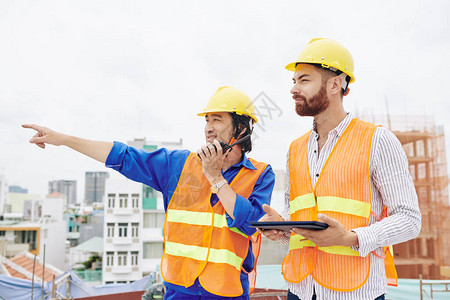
[198,135,250,159]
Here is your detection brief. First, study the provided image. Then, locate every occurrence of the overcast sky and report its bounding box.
[1,0,449,202]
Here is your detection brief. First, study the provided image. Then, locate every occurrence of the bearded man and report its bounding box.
[258,38,421,300]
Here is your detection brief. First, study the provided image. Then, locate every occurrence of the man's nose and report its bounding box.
[205,122,214,133]
[290,85,297,95]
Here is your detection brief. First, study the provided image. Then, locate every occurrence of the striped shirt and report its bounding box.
[280,113,421,300]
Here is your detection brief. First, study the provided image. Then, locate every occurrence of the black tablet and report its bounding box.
[249,221,328,231]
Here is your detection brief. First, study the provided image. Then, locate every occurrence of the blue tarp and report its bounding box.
[0,271,150,300]
[2,265,449,300]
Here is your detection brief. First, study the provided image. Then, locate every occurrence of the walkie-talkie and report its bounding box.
[198,135,250,158]
[218,134,250,152]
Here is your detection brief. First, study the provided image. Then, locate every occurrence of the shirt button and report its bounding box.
[198,284,202,288]
[198,291,203,295]
[316,174,319,177]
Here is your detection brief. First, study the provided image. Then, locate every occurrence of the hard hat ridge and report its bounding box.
[285,38,355,84]
[197,86,258,123]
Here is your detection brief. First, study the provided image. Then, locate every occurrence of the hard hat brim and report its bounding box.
[284,61,355,83]
[285,62,297,71]
[197,110,258,124]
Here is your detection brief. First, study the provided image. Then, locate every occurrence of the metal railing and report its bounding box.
[250,291,286,299]
[420,274,450,299]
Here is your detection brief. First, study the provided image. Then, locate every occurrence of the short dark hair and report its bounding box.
[230,112,253,153]
[311,64,348,96]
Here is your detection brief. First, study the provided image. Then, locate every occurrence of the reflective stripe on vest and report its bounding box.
[166,209,249,239]
[317,196,371,218]
[289,233,359,256]
[290,195,371,219]
[290,193,315,214]
[289,234,315,250]
[165,241,244,271]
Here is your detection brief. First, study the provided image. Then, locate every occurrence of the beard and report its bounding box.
[294,83,329,116]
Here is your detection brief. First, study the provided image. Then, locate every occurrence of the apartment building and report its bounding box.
[103,177,142,284]
[102,138,182,284]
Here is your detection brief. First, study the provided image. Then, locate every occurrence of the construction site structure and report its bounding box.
[361,114,450,279]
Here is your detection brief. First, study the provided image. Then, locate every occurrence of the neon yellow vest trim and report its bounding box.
[165,241,243,271]
[289,234,360,256]
[289,234,316,250]
[167,209,213,226]
[317,196,371,218]
[290,193,315,214]
[318,245,360,256]
[166,209,248,238]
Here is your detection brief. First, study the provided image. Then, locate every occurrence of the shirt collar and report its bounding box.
[229,153,257,170]
[312,112,354,138]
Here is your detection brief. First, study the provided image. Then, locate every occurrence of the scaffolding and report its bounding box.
[363,114,450,279]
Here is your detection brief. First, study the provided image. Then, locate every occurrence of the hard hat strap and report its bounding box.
[339,73,350,94]
[329,66,350,94]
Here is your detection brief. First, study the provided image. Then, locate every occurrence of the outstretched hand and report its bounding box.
[22,124,64,149]
[256,204,285,241]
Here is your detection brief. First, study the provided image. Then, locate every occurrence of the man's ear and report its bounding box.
[234,126,247,139]
[329,76,343,96]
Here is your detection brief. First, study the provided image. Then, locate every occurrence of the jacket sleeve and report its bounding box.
[227,165,275,236]
[105,141,189,196]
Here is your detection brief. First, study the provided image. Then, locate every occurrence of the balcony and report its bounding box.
[112,266,132,274]
[73,270,102,283]
[112,237,133,245]
[67,232,80,239]
[113,208,133,215]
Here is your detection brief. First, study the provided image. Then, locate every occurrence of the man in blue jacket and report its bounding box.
[23,86,275,299]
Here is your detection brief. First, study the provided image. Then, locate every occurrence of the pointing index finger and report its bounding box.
[22,124,39,131]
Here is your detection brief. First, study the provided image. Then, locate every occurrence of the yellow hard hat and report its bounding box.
[285,38,355,83]
[197,86,258,123]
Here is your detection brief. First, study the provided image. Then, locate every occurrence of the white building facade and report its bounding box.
[102,138,182,284]
[103,177,143,284]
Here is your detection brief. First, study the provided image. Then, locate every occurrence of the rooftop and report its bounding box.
[0,252,63,283]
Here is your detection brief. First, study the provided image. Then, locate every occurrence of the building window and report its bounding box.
[106,252,114,266]
[143,242,164,259]
[119,194,128,208]
[131,251,138,266]
[19,230,37,250]
[117,251,127,266]
[131,223,139,237]
[118,223,128,237]
[108,194,115,208]
[143,212,165,228]
[107,223,115,238]
[132,194,139,208]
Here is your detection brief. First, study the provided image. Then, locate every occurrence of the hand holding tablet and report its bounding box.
[250,221,329,232]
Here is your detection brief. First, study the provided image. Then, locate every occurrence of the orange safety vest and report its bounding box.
[282,118,398,291]
[161,153,267,297]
